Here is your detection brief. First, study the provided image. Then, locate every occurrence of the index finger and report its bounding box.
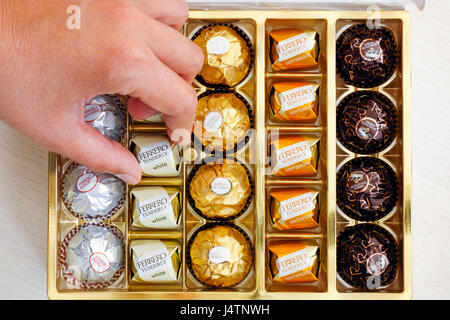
[130,0,189,30]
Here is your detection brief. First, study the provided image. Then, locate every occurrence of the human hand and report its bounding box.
[0,0,203,184]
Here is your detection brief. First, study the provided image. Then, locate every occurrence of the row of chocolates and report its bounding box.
[335,22,402,291]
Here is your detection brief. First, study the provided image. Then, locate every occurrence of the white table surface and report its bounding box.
[0,1,449,300]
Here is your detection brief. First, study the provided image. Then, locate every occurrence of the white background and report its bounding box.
[0,1,449,299]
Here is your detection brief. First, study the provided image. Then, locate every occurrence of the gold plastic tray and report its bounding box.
[47,10,411,300]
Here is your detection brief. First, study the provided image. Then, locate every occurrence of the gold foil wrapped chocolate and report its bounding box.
[189,224,253,287]
[270,189,319,230]
[270,28,319,71]
[269,241,320,283]
[189,160,252,219]
[131,187,181,230]
[130,135,182,177]
[193,25,252,87]
[130,240,181,283]
[270,81,319,122]
[270,135,319,176]
[194,92,251,152]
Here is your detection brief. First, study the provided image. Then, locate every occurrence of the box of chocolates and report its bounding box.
[48,5,412,299]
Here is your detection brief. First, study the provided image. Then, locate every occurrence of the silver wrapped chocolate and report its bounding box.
[62,163,125,221]
[84,94,126,142]
[59,224,125,289]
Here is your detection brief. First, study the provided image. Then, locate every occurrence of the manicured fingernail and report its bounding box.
[170,129,191,146]
[116,173,139,185]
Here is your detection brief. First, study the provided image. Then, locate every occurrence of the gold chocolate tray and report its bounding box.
[47,10,411,300]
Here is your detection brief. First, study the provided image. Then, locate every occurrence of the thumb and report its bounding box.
[57,121,141,185]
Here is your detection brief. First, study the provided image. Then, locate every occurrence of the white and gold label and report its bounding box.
[276,248,312,277]
[279,85,315,112]
[276,32,311,62]
[279,192,315,221]
[276,141,312,169]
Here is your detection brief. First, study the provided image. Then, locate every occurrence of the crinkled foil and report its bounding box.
[60,224,125,289]
[270,189,319,230]
[270,136,319,176]
[189,224,253,287]
[130,240,181,283]
[269,241,320,283]
[189,160,251,219]
[270,81,319,122]
[193,25,252,87]
[84,95,126,142]
[194,92,251,152]
[131,187,181,229]
[62,163,125,221]
[270,29,319,71]
[130,135,182,177]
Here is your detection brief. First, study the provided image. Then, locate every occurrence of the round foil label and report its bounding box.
[84,103,103,122]
[89,252,111,273]
[76,173,98,193]
[356,117,379,140]
[209,246,230,264]
[359,39,382,61]
[207,36,230,55]
[203,112,223,132]
[366,253,389,275]
[210,177,232,195]
[347,171,369,193]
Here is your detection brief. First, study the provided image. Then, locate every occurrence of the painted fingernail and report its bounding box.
[170,128,191,146]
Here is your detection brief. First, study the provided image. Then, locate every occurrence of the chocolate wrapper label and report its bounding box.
[279,84,315,112]
[131,240,181,283]
[276,248,312,277]
[270,189,319,230]
[280,192,315,221]
[271,136,319,176]
[131,187,180,229]
[276,32,312,62]
[131,135,181,177]
[269,241,319,283]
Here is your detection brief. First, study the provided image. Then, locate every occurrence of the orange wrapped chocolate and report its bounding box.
[270,189,319,230]
[269,241,320,283]
[270,136,319,176]
[270,28,319,71]
[270,81,319,122]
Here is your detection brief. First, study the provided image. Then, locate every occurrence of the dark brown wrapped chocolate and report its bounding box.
[336,24,399,88]
[337,223,398,290]
[337,157,398,221]
[337,91,397,154]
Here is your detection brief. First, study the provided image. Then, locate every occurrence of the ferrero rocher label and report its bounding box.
[270,189,319,230]
[270,136,319,176]
[189,160,251,219]
[270,29,319,71]
[189,225,253,288]
[269,241,320,283]
[270,81,319,122]
[194,92,251,152]
[130,240,181,283]
[130,135,182,177]
[131,187,181,230]
[193,25,251,87]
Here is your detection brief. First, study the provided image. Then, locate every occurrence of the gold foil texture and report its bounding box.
[194,92,251,152]
[269,241,320,283]
[193,25,252,87]
[270,135,319,176]
[130,240,181,283]
[270,28,319,71]
[131,187,181,230]
[189,225,253,287]
[270,81,319,122]
[270,189,319,230]
[130,135,182,177]
[189,160,251,219]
